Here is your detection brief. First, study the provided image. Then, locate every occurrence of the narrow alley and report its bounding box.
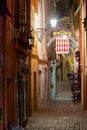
[1,1,87,130]
[25,82,87,130]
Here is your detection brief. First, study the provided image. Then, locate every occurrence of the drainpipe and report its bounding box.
[85,0,87,110]
[82,0,87,110]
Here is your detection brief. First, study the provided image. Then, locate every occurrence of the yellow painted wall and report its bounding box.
[31,0,38,13]
[30,0,39,113]
[62,54,74,80]
[30,55,38,113]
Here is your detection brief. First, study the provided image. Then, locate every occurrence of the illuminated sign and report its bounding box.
[53,30,71,36]
[56,38,69,54]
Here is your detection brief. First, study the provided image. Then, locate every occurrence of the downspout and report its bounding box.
[85,0,87,109]
[83,0,87,110]
[82,0,87,109]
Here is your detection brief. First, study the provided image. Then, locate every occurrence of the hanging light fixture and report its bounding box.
[28,28,34,47]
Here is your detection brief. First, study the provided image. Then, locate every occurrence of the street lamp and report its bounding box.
[50,19,57,27]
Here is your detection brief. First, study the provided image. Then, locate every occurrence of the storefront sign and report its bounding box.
[56,38,69,54]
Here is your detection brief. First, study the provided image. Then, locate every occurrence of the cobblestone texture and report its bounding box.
[25,82,87,130]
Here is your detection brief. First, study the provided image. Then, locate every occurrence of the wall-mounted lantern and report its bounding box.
[28,35,34,50]
[28,35,34,47]
[28,28,34,49]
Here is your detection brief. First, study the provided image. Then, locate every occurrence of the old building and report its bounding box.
[0,0,87,130]
[0,0,32,129]
[37,0,50,107]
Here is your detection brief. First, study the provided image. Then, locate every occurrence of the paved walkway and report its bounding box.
[25,82,87,130]
[56,81,72,100]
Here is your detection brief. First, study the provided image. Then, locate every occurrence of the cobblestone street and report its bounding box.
[25,82,87,130]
